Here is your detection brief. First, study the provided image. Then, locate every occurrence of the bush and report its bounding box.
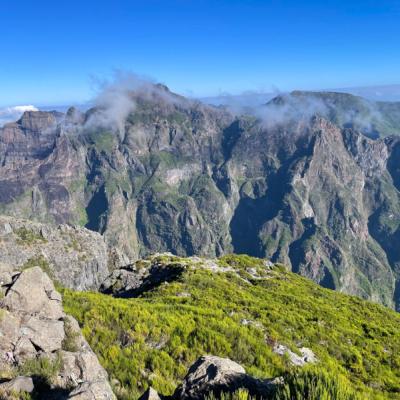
[271,368,361,400]
[15,227,47,245]
[62,318,80,352]
[18,354,62,386]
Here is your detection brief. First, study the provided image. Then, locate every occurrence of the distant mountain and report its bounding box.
[201,91,276,110]
[335,84,400,102]
[1,87,400,310]
[202,84,400,110]
[0,105,39,126]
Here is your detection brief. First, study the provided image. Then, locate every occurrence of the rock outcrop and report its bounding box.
[273,344,317,367]
[0,215,116,290]
[100,253,272,298]
[138,355,280,400]
[0,265,115,399]
[100,253,187,297]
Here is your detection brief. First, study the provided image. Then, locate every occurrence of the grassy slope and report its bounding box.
[61,255,400,399]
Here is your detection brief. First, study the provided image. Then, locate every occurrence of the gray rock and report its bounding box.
[22,316,65,353]
[273,344,317,366]
[0,376,34,393]
[67,381,116,399]
[0,216,113,291]
[0,266,116,399]
[139,387,162,400]
[3,266,64,319]
[174,355,276,400]
[101,254,186,297]
[13,336,37,362]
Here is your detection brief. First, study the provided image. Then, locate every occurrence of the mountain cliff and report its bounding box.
[1,88,400,308]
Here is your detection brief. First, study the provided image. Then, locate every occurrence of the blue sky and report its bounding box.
[0,0,399,106]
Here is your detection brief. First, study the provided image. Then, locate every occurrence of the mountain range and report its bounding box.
[1,87,400,311]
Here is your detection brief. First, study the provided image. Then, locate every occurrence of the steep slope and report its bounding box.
[225,116,400,308]
[1,88,400,308]
[62,254,400,400]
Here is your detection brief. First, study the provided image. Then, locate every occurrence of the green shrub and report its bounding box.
[18,354,62,386]
[0,389,33,400]
[272,368,361,400]
[15,227,47,245]
[205,388,252,400]
[62,318,81,352]
[21,256,53,278]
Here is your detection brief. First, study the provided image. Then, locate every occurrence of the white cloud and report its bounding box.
[0,105,39,127]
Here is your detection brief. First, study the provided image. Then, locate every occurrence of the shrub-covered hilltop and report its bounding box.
[62,254,400,400]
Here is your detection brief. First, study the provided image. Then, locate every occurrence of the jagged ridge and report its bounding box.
[0,89,400,309]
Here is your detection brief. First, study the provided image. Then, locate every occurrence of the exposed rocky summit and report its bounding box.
[1,88,400,308]
[0,265,115,399]
[100,252,273,297]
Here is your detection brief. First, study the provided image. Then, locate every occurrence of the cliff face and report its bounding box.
[0,215,115,290]
[1,90,400,308]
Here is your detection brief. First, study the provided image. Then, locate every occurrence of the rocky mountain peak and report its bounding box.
[18,110,61,133]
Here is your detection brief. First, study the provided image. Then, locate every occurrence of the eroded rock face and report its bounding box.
[0,215,115,290]
[0,265,115,399]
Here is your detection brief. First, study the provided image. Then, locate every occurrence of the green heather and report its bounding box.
[62,254,400,400]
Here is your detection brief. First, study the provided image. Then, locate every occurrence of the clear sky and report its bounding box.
[1,0,399,106]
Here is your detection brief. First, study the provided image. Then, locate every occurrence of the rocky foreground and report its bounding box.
[0,265,115,399]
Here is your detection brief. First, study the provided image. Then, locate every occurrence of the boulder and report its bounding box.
[67,381,116,399]
[13,336,38,362]
[3,266,64,319]
[21,315,65,353]
[174,355,277,400]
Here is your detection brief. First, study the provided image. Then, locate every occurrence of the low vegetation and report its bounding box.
[62,254,400,399]
[21,256,53,278]
[62,318,80,352]
[15,227,47,245]
[206,369,361,400]
[18,354,62,386]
